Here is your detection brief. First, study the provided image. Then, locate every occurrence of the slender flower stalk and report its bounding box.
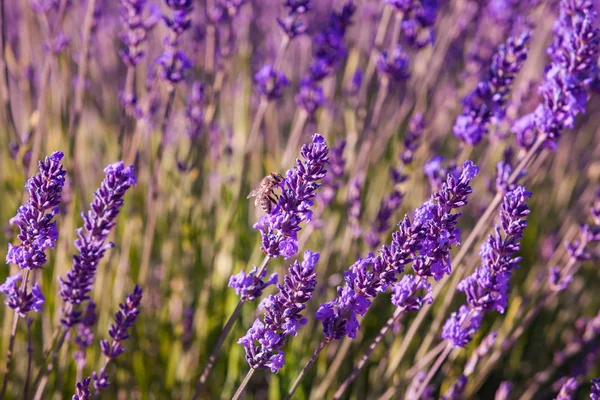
[59,162,136,327]
[1,152,66,399]
[32,161,135,399]
[233,250,319,397]
[91,285,143,391]
[454,30,531,145]
[193,134,329,397]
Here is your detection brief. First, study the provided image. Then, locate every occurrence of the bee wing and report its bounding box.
[247,185,262,199]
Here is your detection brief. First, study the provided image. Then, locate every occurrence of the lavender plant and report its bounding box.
[1,0,600,398]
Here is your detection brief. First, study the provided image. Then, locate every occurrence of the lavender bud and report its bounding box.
[72,377,91,400]
[228,267,278,302]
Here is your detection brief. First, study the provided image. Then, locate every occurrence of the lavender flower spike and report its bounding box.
[94,285,143,390]
[454,31,530,145]
[556,377,578,400]
[6,151,66,271]
[317,161,479,340]
[591,378,600,400]
[72,377,91,400]
[238,250,318,372]
[59,161,136,327]
[443,186,531,348]
[254,134,329,259]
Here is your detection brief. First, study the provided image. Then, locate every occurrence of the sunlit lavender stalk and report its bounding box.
[1,152,66,399]
[194,134,329,397]
[92,285,143,391]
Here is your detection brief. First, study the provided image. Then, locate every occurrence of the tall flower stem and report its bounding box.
[231,368,256,400]
[333,308,402,399]
[0,0,19,143]
[67,0,98,140]
[24,319,33,400]
[412,344,453,399]
[383,134,545,379]
[32,327,68,400]
[139,88,176,285]
[356,5,392,108]
[0,269,30,399]
[281,109,309,166]
[192,256,271,399]
[284,338,329,400]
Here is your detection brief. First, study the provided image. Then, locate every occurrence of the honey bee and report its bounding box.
[247,173,284,213]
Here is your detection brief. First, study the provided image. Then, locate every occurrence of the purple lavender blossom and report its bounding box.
[185,82,206,139]
[495,381,513,400]
[59,162,136,327]
[318,139,345,207]
[238,250,318,372]
[514,0,599,148]
[119,0,160,67]
[254,64,290,100]
[94,285,143,390]
[277,0,311,38]
[157,0,193,85]
[376,45,410,81]
[296,78,325,116]
[548,266,573,292]
[0,272,44,317]
[445,186,530,348]
[400,0,439,49]
[6,151,66,271]
[72,377,91,400]
[401,112,424,165]
[591,378,600,400]
[556,377,578,400]
[442,305,483,348]
[441,375,468,400]
[73,302,98,368]
[454,31,530,145]
[228,266,278,302]
[254,134,329,259]
[308,2,355,82]
[317,161,479,340]
[365,190,404,249]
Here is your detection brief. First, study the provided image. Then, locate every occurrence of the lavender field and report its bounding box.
[1,0,600,399]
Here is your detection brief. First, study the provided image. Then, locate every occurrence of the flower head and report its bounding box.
[254,134,329,259]
[255,64,290,100]
[7,152,66,271]
[239,251,319,372]
[59,162,136,327]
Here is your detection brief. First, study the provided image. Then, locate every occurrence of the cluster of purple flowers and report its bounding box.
[454,30,531,145]
[59,161,136,327]
[318,139,346,207]
[377,45,411,82]
[73,302,98,369]
[316,161,479,340]
[157,0,193,85]
[277,0,311,39]
[254,134,329,259]
[2,152,66,315]
[238,250,318,372]
[254,65,290,101]
[366,113,424,248]
[119,0,160,68]
[94,285,143,390]
[185,82,206,139]
[385,0,438,49]
[443,186,531,348]
[228,266,278,302]
[296,2,355,115]
[513,0,600,149]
